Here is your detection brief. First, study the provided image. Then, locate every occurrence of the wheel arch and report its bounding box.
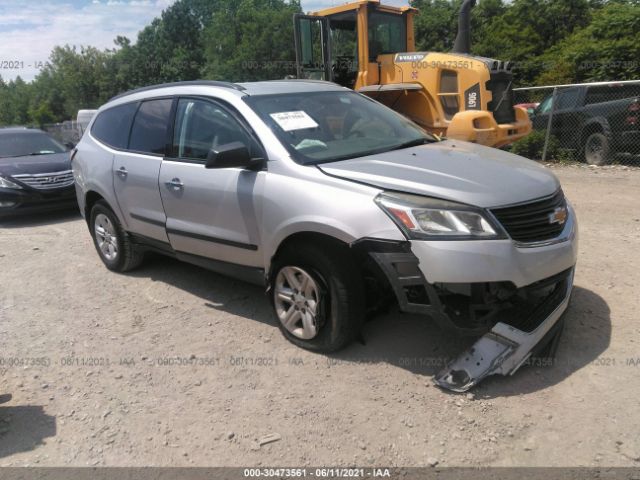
[84,190,106,225]
[267,230,353,281]
[580,118,611,145]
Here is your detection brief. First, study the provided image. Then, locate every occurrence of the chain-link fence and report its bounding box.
[41,120,81,147]
[511,80,640,166]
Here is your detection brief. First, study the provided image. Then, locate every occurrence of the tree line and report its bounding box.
[1,0,638,127]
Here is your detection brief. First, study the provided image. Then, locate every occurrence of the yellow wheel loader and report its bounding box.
[293,0,531,148]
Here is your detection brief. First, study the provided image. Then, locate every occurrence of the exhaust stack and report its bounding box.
[452,0,476,54]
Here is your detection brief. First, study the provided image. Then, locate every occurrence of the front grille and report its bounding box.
[491,190,568,243]
[12,170,74,190]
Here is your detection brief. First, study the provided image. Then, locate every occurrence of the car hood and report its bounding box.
[318,140,560,208]
[0,152,71,176]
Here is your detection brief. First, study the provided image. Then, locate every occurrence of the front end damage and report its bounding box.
[353,238,575,392]
[433,268,573,391]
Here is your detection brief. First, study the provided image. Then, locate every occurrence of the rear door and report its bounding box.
[112,98,174,242]
[532,90,582,147]
[158,97,265,267]
[554,88,584,148]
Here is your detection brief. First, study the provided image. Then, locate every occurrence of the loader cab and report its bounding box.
[293,1,415,90]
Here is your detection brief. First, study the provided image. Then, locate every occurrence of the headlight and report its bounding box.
[375,191,505,240]
[0,176,23,190]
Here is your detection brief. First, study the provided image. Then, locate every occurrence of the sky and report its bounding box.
[0,0,411,82]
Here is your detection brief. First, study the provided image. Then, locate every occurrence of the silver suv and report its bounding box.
[73,80,578,391]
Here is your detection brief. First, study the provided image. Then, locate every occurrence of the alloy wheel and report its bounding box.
[94,213,119,261]
[274,266,322,340]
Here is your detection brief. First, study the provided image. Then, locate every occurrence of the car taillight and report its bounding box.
[626,100,639,126]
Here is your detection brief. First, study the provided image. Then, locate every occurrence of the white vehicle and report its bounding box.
[76,110,97,136]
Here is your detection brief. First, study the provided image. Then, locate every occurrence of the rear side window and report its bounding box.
[585,85,640,105]
[91,103,138,149]
[557,89,581,110]
[129,99,173,155]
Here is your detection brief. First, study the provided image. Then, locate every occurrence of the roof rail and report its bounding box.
[108,80,246,102]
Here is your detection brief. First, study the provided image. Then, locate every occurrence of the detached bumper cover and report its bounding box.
[434,268,574,392]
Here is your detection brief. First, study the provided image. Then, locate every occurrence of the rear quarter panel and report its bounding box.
[72,135,120,222]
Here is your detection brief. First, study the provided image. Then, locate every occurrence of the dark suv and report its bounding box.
[0,127,76,218]
[532,83,640,165]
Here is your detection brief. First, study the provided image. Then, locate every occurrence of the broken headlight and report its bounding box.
[375,191,506,240]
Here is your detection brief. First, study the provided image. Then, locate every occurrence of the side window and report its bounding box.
[538,95,553,114]
[585,87,608,105]
[368,12,407,60]
[129,99,173,155]
[172,98,255,161]
[91,103,137,149]
[586,85,640,105]
[438,70,459,120]
[557,89,580,110]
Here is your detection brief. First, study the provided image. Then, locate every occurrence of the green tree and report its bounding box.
[202,0,302,81]
[2,77,32,125]
[123,0,216,86]
[34,46,111,118]
[537,1,640,84]
[472,0,596,85]
[410,0,460,52]
[29,102,55,127]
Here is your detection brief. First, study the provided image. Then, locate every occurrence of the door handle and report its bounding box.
[115,167,128,178]
[165,178,184,190]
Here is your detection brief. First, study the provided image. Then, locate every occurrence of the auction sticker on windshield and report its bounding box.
[270,111,319,131]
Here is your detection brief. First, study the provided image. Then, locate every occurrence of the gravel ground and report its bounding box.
[0,164,639,467]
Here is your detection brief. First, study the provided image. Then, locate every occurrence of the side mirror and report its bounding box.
[205,142,263,170]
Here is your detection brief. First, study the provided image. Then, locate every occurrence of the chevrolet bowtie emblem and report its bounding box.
[549,206,568,225]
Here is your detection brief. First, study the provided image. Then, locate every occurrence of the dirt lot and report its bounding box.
[0,164,639,467]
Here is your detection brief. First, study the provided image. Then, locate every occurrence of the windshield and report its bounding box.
[246,91,437,165]
[0,131,67,158]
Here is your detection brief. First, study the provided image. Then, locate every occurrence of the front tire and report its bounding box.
[584,132,611,166]
[90,201,143,272]
[270,242,365,353]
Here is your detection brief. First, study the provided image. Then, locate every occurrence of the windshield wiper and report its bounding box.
[386,137,434,152]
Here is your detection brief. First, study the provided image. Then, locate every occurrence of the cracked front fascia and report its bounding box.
[434,269,575,393]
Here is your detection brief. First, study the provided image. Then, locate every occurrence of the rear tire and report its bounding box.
[90,201,144,272]
[584,132,611,166]
[270,242,365,353]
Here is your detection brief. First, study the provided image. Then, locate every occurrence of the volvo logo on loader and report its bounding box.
[395,53,426,63]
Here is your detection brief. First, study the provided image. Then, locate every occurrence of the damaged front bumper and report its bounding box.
[355,209,577,392]
[434,268,574,392]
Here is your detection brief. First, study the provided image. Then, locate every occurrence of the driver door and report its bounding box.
[158,97,265,268]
